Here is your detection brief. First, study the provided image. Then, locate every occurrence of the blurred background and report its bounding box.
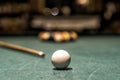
[0,0,120,35]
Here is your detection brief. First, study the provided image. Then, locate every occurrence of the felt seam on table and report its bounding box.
[87,67,101,80]
[18,61,33,71]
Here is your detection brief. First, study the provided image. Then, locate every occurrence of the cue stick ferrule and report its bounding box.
[38,51,45,57]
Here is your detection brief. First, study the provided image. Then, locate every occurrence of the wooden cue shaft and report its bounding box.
[0,41,45,57]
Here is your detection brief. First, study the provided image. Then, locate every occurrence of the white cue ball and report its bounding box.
[51,50,71,69]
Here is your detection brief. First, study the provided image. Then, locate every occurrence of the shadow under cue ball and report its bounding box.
[51,50,71,70]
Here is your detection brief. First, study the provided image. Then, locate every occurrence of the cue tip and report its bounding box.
[38,51,45,57]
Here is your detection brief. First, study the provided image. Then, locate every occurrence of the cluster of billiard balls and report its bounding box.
[38,31,78,42]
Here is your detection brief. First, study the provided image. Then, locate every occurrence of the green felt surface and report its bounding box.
[0,36,120,80]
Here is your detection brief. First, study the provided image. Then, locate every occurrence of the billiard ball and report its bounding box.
[70,31,78,40]
[62,31,71,42]
[51,50,71,69]
[38,32,50,41]
[53,32,63,42]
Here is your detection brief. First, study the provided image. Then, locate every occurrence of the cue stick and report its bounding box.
[0,41,45,57]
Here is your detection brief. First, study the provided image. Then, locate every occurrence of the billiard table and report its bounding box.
[0,35,120,80]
